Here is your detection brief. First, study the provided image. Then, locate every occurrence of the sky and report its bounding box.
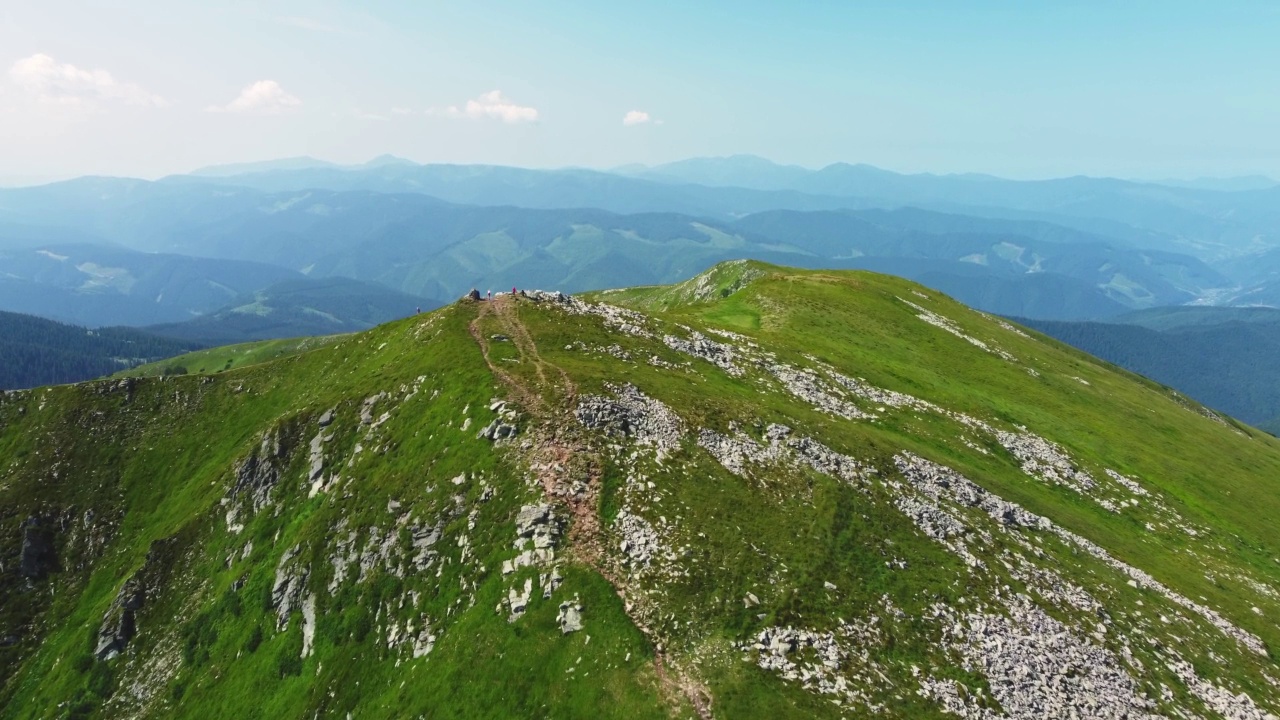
[2,0,1280,182]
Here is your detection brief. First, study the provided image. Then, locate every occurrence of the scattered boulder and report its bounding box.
[508,578,533,622]
[478,420,518,441]
[360,392,388,425]
[557,598,584,634]
[318,408,335,427]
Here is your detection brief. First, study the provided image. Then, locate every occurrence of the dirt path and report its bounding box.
[466,296,712,720]
[469,296,576,409]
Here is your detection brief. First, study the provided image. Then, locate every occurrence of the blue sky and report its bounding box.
[2,1,1278,181]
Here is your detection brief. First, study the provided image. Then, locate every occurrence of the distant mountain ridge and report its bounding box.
[3,156,1280,336]
[144,277,439,346]
[148,156,1280,266]
[0,243,301,327]
[0,180,1232,323]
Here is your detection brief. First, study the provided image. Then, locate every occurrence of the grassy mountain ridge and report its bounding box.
[2,262,1279,718]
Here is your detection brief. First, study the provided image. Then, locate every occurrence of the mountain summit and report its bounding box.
[2,262,1277,718]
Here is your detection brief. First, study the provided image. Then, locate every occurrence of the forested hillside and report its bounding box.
[0,311,200,390]
[1021,313,1280,432]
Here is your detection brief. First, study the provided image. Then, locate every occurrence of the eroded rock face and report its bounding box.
[231,431,289,514]
[95,577,144,661]
[19,516,56,580]
[93,537,177,661]
[272,544,310,631]
[514,504,561,551]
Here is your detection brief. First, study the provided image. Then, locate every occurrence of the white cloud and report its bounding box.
[622,110,652,126]
[445,90,538,124]
[208,80,301,114]
[8,53,166,109]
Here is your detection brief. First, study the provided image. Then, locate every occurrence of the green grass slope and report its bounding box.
[116,335,345,379]
[1,261,1278,719]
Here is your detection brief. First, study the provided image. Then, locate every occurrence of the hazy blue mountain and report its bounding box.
[1113,305,1280,331]
[158,163,877,219]
[143,158,1280,268]
[0,179,1232,322]
[0,244,300,327]
[188,156,343,177]
[359,154,419,168]
[735,208,1226,308]
[143,277,439,346]
[622,154,814,191]
[0,310,200,390]
[1152,176,1278,192]
[834,257,1130,319]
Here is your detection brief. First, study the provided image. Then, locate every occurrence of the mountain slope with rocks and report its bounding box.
[2,261,1278,719]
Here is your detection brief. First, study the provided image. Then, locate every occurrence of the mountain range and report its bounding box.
[0,158,1258,326]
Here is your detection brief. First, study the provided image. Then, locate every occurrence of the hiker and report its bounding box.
[512,286,516,295]
[415,306,420,314]
[487,290,492,301]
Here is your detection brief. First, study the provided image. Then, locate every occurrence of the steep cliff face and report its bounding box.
[1,262,1278,719]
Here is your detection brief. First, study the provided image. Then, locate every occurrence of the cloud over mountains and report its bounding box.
[207,80,302,114]
[445,90,538,123]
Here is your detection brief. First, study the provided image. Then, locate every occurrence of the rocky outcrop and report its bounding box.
[93,537,177,661]
[515,504,559,547]
[478,399,521,442]
[662,331,744,376]
[95,577,144,661]
[19,516,56,579]
[272,544,310,631]
[478,420,518,441]
[615,510,663,569]
[508,578,533,622]
[557,598,584,633]
[576,384,685,453]
[230,430,289,514]
[925,598,1159,720]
